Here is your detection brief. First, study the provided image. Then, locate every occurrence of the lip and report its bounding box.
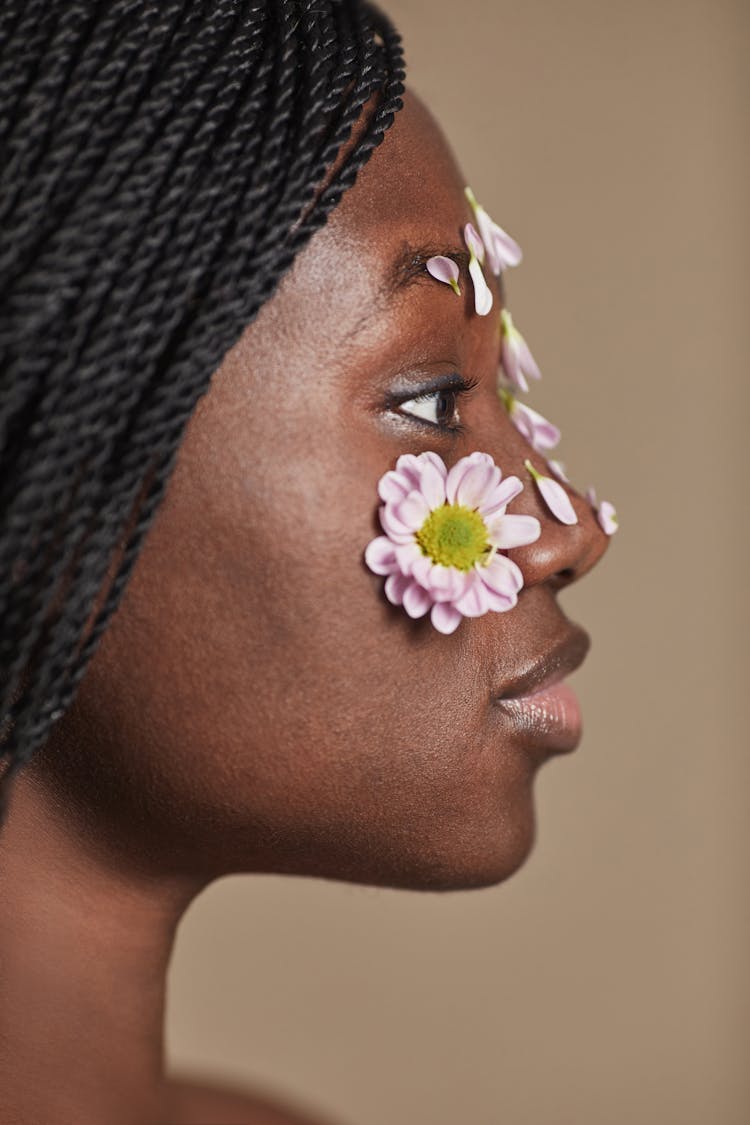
[491,626,591,756]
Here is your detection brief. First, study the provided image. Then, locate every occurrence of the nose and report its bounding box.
[506,453,611,592]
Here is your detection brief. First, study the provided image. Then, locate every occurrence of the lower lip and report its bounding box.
[496,679,583,756]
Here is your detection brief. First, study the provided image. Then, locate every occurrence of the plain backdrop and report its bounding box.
[166,2,750,1122]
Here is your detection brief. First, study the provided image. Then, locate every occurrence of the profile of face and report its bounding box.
[29,90,609,892]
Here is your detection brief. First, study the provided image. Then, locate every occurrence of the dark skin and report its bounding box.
[0,92,608,1124]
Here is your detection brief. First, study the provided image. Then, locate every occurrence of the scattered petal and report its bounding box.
[525,459,578,525]
[426,255,461,296]
[463,221,485,262]
[499,309,542,392]
[465,186,523,274]
[498,389,560,453]
[547,459,569,483]
[597,500,619,535]
[468,255,493,316]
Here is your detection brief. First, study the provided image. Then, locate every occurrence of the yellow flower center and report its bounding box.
[415,503,492,571]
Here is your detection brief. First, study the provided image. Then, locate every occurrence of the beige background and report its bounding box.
[166,2,749,1122]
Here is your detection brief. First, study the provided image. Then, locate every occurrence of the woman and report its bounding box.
[0,3,611,1122]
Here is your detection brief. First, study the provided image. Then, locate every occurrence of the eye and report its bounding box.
[394,375,479,434]
[400,388,460,428]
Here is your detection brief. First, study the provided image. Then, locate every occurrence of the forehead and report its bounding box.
[331,88,469,233]
[254,90,473,353]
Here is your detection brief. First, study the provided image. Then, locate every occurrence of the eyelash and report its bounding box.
[390,375,480,436]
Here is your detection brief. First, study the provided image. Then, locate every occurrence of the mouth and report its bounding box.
[491,626,591,756]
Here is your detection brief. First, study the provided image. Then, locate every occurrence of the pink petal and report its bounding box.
[364,535,399,575]
[478,474,524,517]
[597,501,618,535]
[463,221,485,262]
[378,470,412,504]
[426,255,461,293]
[454,575,491,618]
[430,601,463,635]
[380,505,417,544]
[410,553,435,586]
[425,564,471,602]
[489,224,523,271]
[484,587,518,612]
[403,580,433,618]
[518,336,542,382]
[454,459,498,509]
[417,451,448,479]
[384,572,411,606]
[500,334,529,394]
[537,475,578,525]
[468,256,493,316]
[486,513,541,549]
[418,457,446,509]
[585,486,597,506]
[510,401,560,452]
[479,553,524,597]
[392,491,431,532]
[547,459,569,483]
[395,541,423,575]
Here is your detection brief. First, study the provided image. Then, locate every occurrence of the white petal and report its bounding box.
[468,257,493,316]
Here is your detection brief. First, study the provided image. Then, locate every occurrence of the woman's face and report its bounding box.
[38,91,609,890]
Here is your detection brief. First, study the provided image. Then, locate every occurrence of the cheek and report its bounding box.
[65,390,538,889]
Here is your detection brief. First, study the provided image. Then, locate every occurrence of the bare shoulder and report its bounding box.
[160,1075,345,1125]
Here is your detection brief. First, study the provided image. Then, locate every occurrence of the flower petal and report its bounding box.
[384,571,411,606]
[463,221,485,262]
[378,469,412,504]
[418,457,447,509]
[547,459,569,483]
[500,333,529,393]
[430,601,464,635]
[537,474,578,525]
[392,490,431,531]
[395,540,423,575]
[418,451,448,479]
[468,255,493,316]
[479,553,525,596]
[364,535,399,575]
[426,255,461,295]
[597,500,618,535]
[518,335,542,382]
[426,564,471,602]
[486,513,541,549]
[478,474,524,517]
[455,459,498,509]
[380,505,417,543]
[403,580,433,618]
[509,400,560,452]
[454,574,491,617]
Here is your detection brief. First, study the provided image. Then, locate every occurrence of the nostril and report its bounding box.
[552,566,577,589]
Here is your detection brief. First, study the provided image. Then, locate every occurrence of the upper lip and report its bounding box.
[492,625,591,702]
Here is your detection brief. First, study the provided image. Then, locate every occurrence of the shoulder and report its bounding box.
[162,1075,343,1125]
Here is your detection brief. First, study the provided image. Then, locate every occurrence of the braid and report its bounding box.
[0,0,406,826]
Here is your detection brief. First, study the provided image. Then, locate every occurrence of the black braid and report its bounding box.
[0,0,406,827]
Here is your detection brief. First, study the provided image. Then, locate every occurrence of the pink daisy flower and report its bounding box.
[364,451,540,635]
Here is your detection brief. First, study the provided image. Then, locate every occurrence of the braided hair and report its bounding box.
[0,0,405,826]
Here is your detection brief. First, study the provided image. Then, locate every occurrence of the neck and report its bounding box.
[0,761,206,1125]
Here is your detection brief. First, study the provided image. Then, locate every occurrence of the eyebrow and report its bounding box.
[384,242,471,299]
